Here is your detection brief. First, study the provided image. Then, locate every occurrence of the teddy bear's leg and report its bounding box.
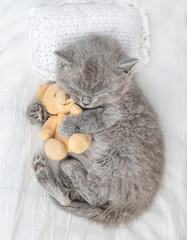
[27,102,50,125]
[68,134,92,154]
[45,139,68,161]
[33,154,72,206]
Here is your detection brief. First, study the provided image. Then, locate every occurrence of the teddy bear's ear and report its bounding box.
[37,85,50,101]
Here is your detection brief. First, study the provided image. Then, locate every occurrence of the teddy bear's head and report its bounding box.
[37,83,75,114]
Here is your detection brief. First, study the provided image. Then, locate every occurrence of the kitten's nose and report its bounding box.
[82,96,91,105]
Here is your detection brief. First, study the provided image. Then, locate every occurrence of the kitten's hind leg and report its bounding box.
[27,102,50,125]
[60,159,101,206]
[33,154,71,206]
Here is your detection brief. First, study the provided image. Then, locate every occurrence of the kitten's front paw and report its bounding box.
[59,117,79,138]
[27,102,50,125]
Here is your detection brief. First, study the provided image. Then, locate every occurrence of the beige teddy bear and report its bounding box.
[37,83,92,160]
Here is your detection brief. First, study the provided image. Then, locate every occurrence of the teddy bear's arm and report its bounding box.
[70,104,83,116]
[41,116,57,140]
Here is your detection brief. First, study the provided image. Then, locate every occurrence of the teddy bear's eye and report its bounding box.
[54,93,57,97]
[65,94,70,100]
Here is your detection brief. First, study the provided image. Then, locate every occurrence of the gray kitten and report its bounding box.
[27,35,164,227]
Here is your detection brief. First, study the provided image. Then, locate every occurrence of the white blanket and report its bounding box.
[0,0,187,239]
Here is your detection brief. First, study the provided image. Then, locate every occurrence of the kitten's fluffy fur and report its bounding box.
[28,35,164,227]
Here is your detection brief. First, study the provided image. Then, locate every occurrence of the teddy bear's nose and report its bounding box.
[82,96,92,105]
[65,94,70,100]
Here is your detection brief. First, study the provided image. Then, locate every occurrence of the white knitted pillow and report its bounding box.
[29,0,150,81]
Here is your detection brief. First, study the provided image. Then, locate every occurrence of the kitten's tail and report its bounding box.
[58,200,133,227]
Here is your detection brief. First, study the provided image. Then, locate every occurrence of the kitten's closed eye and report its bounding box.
[95,92,109,98]
[124,70,130,75]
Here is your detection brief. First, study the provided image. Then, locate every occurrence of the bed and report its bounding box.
[0,0,187,239]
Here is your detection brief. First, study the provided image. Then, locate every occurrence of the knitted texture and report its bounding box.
[29,0,150,81]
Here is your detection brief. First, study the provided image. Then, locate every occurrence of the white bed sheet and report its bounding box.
[0,0,187,239]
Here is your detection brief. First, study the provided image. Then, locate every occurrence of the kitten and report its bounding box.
[28,34,164,227]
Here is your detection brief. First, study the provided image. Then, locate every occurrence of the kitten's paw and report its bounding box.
[59,117,79,138]
[27,102,50,125]
[32,154,54,183]
[33,154,47,173]
[33,154,71,206]
[33,154,55,186]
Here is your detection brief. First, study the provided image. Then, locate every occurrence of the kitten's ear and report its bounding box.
[54,50,73,67]
[118,58,139,75]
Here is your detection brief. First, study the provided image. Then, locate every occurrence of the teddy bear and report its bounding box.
[37,83,92,160]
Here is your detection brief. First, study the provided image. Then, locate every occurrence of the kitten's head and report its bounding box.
[55,35,139,109]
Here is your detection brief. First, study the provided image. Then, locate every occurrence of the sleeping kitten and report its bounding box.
[27,35,164,227]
